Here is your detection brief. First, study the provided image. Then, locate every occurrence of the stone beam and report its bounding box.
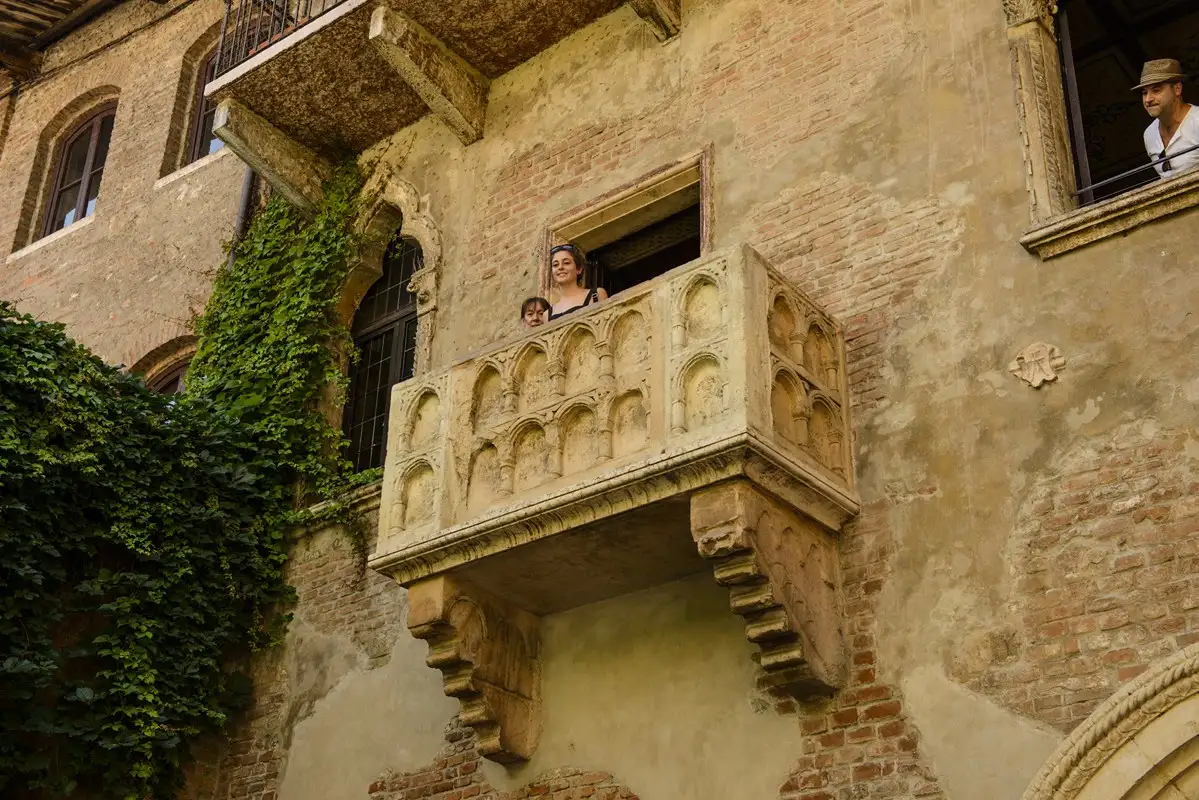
[368,7,490,146]
[628,0,682,41]
[212,98,331,214]
[691,480,845,697]
[407,575,540,763]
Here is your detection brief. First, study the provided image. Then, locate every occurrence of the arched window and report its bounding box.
[149,361,189,395]
[187,52,224,164]
[44,105,115,236]
[343,235,423,472]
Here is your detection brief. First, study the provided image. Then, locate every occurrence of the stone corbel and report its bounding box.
[369,7,491,145]
[691,480,845,696]
[1003,0,1056,28]
[212,99,332,213]
[628,0,681,41]
[406,575,540,763]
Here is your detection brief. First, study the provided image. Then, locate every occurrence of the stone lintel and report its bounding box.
[368,6,490,146]
[212,98,331,213]
[407,574,540,763]
[627,0,682,41]
[691,480,845,697]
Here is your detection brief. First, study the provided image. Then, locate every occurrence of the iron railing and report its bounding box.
[1074,143,1199,206]
[214,0,348,77]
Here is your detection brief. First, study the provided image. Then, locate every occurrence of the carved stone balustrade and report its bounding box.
[373,244,859,762]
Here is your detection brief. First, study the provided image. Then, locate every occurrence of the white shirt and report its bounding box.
[1143,106,1199,178]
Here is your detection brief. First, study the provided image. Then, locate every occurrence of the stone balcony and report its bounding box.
[372,244,859,762]
[204,0,682,210]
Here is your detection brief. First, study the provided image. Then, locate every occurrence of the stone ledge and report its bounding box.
[1021,168,1199,259]
[7,214,95,262]
[153,147,236,190]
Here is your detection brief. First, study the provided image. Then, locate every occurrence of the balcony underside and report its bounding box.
[207,0,622,155]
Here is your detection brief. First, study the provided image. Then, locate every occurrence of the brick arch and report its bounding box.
[159,19,223,177]
[12,85,121,252]
[128,334,198,387]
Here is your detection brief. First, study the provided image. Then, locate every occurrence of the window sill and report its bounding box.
[1021,168,1199,259]
[154,146,234,190]
[6,215,96,263]
[294,478,383,542]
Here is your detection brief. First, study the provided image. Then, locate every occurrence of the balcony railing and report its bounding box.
[372,244,857,586]
[214,0,346,77]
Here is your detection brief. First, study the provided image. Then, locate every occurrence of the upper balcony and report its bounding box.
[205,0,682,209]
[371,244,860,763]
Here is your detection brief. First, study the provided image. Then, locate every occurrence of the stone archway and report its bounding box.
[1022,643,1199,800]
[352,165,443,375]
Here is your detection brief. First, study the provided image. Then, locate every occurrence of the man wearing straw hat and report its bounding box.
[1136,58,1198,178]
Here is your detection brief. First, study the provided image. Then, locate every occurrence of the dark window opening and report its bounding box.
[589,203,702,296]
[150,362,189,395]
[187,53,225,165]
[1058,0,1199,204]
[44,106,116,237]
[343,234,422,472]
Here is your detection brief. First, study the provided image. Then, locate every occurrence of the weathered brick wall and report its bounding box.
[959,423,1199,730]
[0,0,241,368]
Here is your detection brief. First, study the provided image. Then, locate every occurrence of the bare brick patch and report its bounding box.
[968,424,1199,730]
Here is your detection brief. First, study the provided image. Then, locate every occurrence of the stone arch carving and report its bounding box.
[14,85,121,252]
[406,389,442,450]
[769,291,801,360]
[1022,643,1199,800]
[400,460,437,528]
[771,367,808,447]
[803,322,837,388]
[466,442,501,513]
[510,419,550,493]
[512,343,553,413]
[351,168,444,373]
[679,273,722,344]
[608,389,649,458]
[676,352,725,432]
[558,324,600,397]
[608,309,650,377]
[471,364,504,434]
[159,20,223,177]
[558,401,599,475]
[807,394,840,473]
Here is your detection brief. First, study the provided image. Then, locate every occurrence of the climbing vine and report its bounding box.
[0,165,368,799]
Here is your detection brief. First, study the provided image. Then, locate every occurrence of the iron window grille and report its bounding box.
[343,235,423,472]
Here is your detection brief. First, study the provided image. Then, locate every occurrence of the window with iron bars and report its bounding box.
[343,235,422,472]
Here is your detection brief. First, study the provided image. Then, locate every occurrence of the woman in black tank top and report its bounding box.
[549,244,608,320]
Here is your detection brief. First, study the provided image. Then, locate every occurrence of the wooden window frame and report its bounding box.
[42,104,117,238]
[186,52,223,165]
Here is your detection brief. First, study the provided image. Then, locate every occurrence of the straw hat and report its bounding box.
[1132,59,1187,91]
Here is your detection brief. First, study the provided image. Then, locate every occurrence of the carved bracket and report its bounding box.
[406,575,540,763]
[691,480,845,696]
[369,6,491,145]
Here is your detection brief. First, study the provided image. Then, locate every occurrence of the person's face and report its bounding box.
[522,304,547,327]
[1143,81,1182,119]
[551,250,581,286]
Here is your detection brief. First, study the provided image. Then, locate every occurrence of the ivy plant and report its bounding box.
[0,165,367,799]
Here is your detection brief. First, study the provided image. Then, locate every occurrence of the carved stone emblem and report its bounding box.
[1009,342,1066,388]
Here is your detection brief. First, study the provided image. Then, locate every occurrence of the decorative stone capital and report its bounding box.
[406,576,540,763]
[628,0,681,40]
[1003,0,1056,27]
